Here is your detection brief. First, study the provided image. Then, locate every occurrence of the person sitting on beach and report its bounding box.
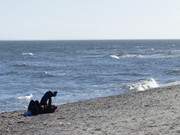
[28,100,41,115]
[24,91,57,116]
[40,91,57,113]
[24,100,42,116]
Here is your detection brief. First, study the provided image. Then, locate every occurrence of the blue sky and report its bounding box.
[0,0,180,40]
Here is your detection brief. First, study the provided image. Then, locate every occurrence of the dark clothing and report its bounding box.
[25,91,57,116]
[28,100,42,115]
[40,91,54,106]
[43,105,57,113]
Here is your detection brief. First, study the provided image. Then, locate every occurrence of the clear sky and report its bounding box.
[0,0,180,40]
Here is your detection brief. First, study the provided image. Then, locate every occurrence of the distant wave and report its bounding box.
[22,52,34,56]
[110,55,120,59]
[117,72,149,77]
[110,54,144,59]
[42,71,56,77]
[150,48,155,51]
[110,50,180,59]
[121,54,144,58]
[33,71,58,78]
[124,78,159,91]
[13,62,60,71]
[13,63,30,68]
[165,69,180,76]
[0,71,18,76]
[171,44,176,47]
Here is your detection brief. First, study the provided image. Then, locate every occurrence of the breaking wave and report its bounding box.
[17,94,33,102]
[110,55,120,59]
[110,50,180,59]
[110,53,180,59]
[22,52,34,56]
[124,78,180,92]
[110,54,145,59]
[125,78,159,91]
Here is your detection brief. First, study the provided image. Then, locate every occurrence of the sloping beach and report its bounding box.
[1,85,180,135]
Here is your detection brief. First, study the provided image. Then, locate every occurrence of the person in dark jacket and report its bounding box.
[40,91,57,112]
[24,91,57,117]
[26,100,42,116]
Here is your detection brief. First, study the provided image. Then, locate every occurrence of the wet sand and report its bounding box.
[1,85,180,135]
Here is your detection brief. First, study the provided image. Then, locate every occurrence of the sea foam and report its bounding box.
[126,78,159,91]
[22,52,34,56]
[161,81,180,88]
[17,94,33,102]
[110,55,120,59]
[110,50,180,59]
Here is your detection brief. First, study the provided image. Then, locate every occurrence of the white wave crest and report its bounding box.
[40,71,56,77]
[22,52,34,56]
[121,54,144,58]
[110,55,120,59]
[110,50,180,59]
[126,78,159,91]
[161,81,180,87]
[151,48,155,51]
[17,94,33,101]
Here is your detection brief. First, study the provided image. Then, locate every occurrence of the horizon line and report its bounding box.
[0,38,180,41]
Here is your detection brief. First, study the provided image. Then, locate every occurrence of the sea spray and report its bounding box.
[125,78,159,91]
[17,94,33,102]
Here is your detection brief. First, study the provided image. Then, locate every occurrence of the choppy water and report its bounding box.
[0,40,180,112]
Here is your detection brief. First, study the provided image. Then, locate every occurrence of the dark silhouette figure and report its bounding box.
[24,91,57,116]
[27,100,41,115]
[40,91,57,113]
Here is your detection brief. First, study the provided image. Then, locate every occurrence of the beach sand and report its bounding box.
[1,85,180,135]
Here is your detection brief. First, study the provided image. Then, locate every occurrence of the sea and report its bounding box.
[0,40,180,112]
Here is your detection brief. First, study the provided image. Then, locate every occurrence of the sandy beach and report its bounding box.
[1,85,180,135]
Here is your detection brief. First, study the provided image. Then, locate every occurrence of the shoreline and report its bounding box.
[1,85,180,134]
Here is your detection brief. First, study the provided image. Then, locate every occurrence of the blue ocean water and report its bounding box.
[0,40,180,112]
